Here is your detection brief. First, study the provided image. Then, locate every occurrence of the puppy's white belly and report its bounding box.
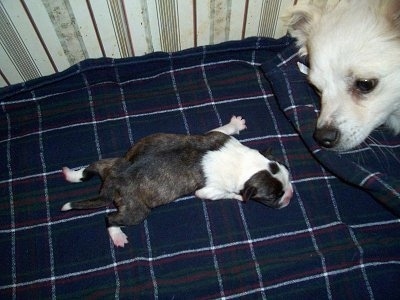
[201,138,267,195]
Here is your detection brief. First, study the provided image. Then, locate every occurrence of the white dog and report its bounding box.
[284,0,400,150]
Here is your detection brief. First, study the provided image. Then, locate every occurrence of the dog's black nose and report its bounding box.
[313,126,340,148]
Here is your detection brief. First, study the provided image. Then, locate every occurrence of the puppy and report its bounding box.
[61,116,293,247]
[284,0,400,150]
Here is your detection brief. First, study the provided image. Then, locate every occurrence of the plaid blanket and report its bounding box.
[1,36,399,299]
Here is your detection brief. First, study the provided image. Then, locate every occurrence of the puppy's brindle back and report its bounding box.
[89,132,229,225]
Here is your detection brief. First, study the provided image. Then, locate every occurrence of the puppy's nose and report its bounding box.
[278,187,293,208]
[313,126,340,148]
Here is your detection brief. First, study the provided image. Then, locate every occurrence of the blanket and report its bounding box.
[1,36,399,299]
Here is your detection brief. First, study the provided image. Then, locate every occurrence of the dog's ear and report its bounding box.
[240,186,257,203]
[282,3,324,56]
[383,0,400,30]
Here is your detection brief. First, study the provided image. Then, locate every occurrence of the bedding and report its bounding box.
[1,36,399,299]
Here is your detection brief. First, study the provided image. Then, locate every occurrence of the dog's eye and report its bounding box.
[355,79,378,94]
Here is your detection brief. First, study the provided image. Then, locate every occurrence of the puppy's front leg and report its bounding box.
[195,187,243,201]
[210,115,247,135]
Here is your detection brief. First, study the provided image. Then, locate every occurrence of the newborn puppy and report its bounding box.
[62,116,293,247]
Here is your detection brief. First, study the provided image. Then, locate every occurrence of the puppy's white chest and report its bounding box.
[201,138,266,192]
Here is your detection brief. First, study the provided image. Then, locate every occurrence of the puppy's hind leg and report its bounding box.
[106,202,151,247]
[62,158,121,183]
[209,115,247,135]
[108,226,129,248]
[61,196,110,211]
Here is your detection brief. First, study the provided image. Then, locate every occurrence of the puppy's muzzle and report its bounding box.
[278,187,293,209]
[313,126,340,149]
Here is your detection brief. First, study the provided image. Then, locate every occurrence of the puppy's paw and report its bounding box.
[229,115,247,134]
[61,202,72,211]
[195,189,208,200]
[108,226,129,247]
[195,187,220,200]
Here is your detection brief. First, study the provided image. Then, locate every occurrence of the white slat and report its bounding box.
[1,1,55,80]
[69,0,104,58]
[176,0,195,50]
[88,0,121,57]
[124,0,153,55]
[24,0,70,70]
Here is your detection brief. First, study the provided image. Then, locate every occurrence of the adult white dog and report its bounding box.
[284,0,400,150]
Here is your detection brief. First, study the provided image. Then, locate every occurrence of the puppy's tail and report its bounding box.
[61,197,109,211]
[62,166,88,183]
[62,158,121,183]
[62,158,121,211]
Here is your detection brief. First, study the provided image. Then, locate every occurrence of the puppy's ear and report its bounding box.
[261,148,275,161]
[282,3,324,56]
[240,186,257,203]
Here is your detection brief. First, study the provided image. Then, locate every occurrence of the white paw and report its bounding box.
[229,116,247,134]
[195,189,207,199]
[61,202,72,211]
[195,187,228,201]
[108,226,129,247]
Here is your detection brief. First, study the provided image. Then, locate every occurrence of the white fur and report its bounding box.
[210,115,247,135]
[62,167,84,183]
[284,0,400,150]
[61,202,72,211]
[197,137,292,202]
[108,226,128,247]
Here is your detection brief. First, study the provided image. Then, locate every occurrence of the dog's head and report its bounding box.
[284,0,400,150]
[240,160,293,209]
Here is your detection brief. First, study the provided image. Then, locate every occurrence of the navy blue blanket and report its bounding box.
[1,36,399,299]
